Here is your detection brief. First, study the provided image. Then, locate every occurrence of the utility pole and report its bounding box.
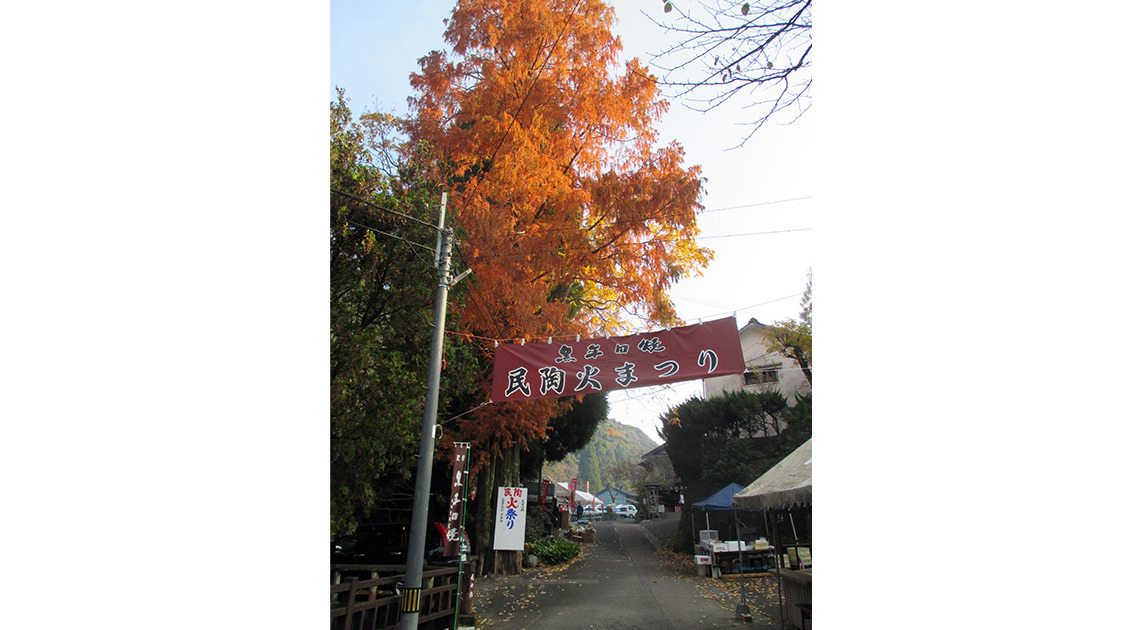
[399,194,467,630]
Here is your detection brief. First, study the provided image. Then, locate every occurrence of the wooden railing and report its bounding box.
[330,560,476,630]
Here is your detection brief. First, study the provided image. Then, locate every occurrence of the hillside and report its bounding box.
[542,419,657,493]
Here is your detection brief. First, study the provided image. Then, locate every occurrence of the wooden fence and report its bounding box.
[330,560,476,630]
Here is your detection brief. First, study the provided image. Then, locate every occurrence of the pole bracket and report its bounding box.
[400,586,422,613]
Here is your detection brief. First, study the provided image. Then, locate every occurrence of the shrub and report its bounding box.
[524,504,549,543]
[525,537,580,565]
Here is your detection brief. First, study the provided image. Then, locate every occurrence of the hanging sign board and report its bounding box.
[491,317,746,402]
[493,486,527,551]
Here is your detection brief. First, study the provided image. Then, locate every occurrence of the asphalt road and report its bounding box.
[471,513,783,629]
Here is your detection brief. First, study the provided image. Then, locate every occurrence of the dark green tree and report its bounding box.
[543,392,609,463]
[660,390,787,498]
[330,89,480,537]
[659,389,808,550]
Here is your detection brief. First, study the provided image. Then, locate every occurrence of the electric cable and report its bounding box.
[331,188,442,231]
[342,218,437,254]
[466,226,809,261]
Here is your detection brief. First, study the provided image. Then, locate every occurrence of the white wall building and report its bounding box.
[701,318,811,435]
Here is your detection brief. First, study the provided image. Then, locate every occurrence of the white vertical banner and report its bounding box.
[493,486,527,551]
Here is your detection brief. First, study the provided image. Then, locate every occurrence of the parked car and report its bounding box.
[613,504,637,518]
[428,522,471,564]
[331,521,469,566]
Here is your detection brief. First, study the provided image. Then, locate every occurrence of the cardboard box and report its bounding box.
[694,554,712,565]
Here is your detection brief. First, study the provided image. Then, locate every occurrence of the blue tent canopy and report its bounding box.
[692,482,745,512]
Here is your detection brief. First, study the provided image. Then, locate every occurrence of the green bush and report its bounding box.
[525,537,580,565]
[524,504,549,543]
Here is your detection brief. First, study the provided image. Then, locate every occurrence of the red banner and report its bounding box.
[539,479,551,507]
[491,317,746,402]
[443,443,469,556]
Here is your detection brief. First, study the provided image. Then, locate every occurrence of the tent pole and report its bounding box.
[770,509,784,629]
[788,512,800,568]
[734,506,749,618]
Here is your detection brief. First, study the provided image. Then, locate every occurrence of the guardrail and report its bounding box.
[330,559,476,630]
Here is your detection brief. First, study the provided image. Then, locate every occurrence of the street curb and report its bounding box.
[635,521,661,548]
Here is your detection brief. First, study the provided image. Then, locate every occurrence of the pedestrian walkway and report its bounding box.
[470,512,783,629]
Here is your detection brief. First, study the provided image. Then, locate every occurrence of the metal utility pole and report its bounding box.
[399,194,467,630]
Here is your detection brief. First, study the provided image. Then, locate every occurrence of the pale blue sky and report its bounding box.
[330,0,814,442]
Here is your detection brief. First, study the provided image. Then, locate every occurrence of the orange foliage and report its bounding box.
[411,0,711,458]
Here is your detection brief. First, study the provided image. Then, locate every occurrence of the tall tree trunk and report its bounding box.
[493,443,523,575]
[471,441,528,576]
[472,441,496,577]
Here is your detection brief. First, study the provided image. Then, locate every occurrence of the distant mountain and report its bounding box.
[542,419,657,492]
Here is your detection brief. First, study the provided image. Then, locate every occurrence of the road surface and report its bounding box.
[472,513,784,629]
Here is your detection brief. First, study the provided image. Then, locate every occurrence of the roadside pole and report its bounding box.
[399,216,456,630]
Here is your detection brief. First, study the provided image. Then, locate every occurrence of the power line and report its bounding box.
[703,196,812,213]
[468,226,809,261]
[331,188,442,231]
[491,195,812,241]
[671,292,802,316]
[697,227,810,240]
[737,293,804,311]
[343,218,436,254]
[440,400,492,426]
[451,247,511,342]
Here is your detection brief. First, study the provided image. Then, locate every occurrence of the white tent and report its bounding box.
[733,438,812,630]
[545,479,602,506]
[733,438,812,510]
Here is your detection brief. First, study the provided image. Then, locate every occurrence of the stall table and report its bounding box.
[776,568,811,629]
[697,540,777,578]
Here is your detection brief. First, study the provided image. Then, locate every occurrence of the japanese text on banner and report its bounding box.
[491,317,745,402]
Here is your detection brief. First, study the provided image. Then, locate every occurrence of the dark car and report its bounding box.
[331,522,469,567]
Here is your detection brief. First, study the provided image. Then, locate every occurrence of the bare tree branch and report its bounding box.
[644,0,812,147]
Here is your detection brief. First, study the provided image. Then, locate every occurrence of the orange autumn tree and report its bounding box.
[404,0,711,568]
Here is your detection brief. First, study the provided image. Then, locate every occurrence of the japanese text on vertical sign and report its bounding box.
[443,443,469,556]
[493,486,527,551]
[503,487,523,529]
